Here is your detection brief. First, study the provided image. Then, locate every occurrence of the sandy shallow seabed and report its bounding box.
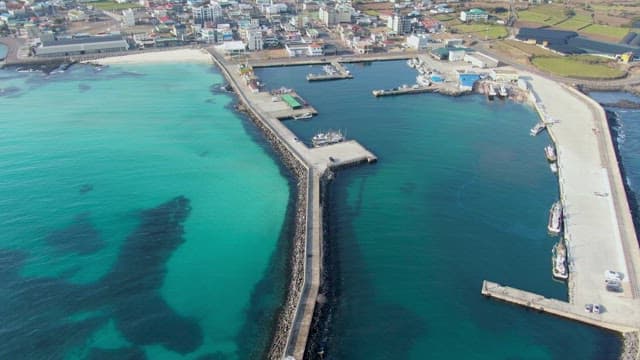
[89,48,213,65]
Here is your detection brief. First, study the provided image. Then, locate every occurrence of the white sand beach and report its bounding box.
[91,48,213,65]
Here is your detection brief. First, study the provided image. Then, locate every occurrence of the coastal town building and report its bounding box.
[319,5,352,26]
[34,35,129,57]
[448,48,465,61]
[245,27,263,51]
[460,8,488,22]
[192,3,222,24]
[122,9,135,27]
[387,13,411,35]
[222,40,246,56]
[405,33,431,50]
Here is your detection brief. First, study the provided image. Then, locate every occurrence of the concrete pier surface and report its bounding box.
[207,48,376,360]
[484,70,640,344]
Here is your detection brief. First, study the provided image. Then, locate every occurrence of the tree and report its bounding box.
[564,8,576,17]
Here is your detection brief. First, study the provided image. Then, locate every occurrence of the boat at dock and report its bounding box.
[530,122,546,136]
[548,201,563,234]
[498,85,508,98]
[550,162,558,174]
[488,85,497,100]
[552,240,568,280]
[545,145,557,162]
[312,130,345,147]
[292,112,313,120]
[416,74,431,87]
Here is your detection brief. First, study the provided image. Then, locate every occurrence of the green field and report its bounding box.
[531,56,625,79]
[580,24,630,41]
[451,24,508,40]
[88,1,143,11]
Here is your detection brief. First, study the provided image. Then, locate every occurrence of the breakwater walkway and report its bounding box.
[483,71,640,358]
[206,48,376,360]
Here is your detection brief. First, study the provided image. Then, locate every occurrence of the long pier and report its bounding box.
[481,281,636,333]
[207,47,377,360]
[483,70,640,359]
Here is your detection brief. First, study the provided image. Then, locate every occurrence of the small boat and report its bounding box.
[550,162,558,174]
[416,74,431,87]
[530,122,546,136]
[292,112,313,120]
[548,201,563,235]
[487,84,497,100]
[552,240,568,280]
[545,145,557,162]
[498,85,508,98]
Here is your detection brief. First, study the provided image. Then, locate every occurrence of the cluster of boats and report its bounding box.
[311,130,345,147]
[548,200,566,281]
[486,84,508,100]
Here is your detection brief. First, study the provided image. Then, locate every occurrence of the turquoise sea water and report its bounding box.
[0,63,290,359]
[256,62,621,359]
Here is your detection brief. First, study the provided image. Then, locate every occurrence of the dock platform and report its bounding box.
[372,85,437,97]
[306,61,353,82]
[308,140,377,170]
[481,280,635,333]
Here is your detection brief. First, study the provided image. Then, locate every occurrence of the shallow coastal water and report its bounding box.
[256,61,621,359]
[0,63,290,359]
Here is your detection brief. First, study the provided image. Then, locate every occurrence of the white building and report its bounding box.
[122,9,135,27]
[319,5,352,26]
[460,8,488,22]
[307,43,323,56]
[221,40,246,56]
[67,9,87,22]
[448,49,465,62]
[246,28,263,51]
[387,14,411,34]
[405,34,431,50]
[193,3,222,24]
[464,52,499,68]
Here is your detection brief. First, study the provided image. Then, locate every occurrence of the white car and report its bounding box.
[605,270,623,282]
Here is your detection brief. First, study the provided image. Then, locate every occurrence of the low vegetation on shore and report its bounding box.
[88,1,143,11]
[531,55,626,79]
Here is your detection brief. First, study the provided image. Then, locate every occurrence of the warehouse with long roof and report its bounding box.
[35,35,129,57]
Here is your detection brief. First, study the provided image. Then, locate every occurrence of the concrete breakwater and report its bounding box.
[234,101,309,359]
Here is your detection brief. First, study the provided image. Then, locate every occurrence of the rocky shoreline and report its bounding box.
[233,101,309,360]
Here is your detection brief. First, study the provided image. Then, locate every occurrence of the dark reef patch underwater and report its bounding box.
[0,196,203,359]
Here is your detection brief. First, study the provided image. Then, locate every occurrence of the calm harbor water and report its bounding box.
[256,61,621,359]
[0,63,291,359]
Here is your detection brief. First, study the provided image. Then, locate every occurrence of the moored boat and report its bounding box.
[293,112,313,120]
[548,201,563,234]
[498,85,508,98]
[550,162,558,174]
[552,240,568,280]
[530,122,546,136]
[545,145,557,162]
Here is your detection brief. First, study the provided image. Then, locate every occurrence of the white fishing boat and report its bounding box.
[552,240,568,280]
[498,85,508,98]
[550,162,558,174]
[292,112,313,120]
[548,201,563,234]
[545,145,557,162]
[530,122,546,136]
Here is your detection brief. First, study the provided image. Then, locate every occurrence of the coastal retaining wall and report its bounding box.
[209,51,311,360]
